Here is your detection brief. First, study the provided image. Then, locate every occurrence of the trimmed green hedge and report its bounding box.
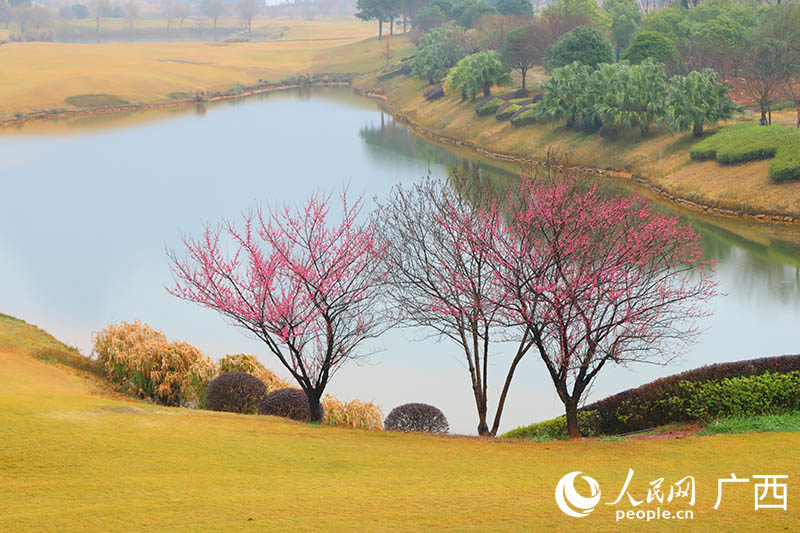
[503,354,800,439]
[690,122,800,182]
[496,103,521,120]
[510,106,537,127]
[476,96,504,116]
[502,411,601,440]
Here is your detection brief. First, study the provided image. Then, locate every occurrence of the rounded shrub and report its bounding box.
[259,388,319,422]
[384,403,449,433]
[545,26,613,69]
[206,372,267,414]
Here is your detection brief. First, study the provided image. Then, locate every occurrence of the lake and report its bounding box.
[2,87,799,435]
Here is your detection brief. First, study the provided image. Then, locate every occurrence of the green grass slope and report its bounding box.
[1,313,799,531]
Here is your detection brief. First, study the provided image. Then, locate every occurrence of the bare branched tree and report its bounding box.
[375,171,535,437]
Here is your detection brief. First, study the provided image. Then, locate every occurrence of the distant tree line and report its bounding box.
[1,0,271,40]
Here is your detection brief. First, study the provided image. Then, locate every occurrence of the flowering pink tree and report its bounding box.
[376,173,536,437]
[482,175,717,439]
[167,191,386,422]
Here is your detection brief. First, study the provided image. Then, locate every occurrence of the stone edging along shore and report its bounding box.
[357,89,800,226]
[0,80,353,128]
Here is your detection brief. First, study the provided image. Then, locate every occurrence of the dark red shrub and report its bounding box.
[259,388,321,422]
[384,403,449,433]
[206,372,267,414]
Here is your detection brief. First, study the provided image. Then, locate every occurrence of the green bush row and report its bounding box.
[503,371,800,439]
[496,103,521,120]
[502,410,601,440]
[689,122,800,182]
[511,107,537,127]
[476,96,504,116]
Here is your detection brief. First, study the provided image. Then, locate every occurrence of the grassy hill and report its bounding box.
[1,312,799,530]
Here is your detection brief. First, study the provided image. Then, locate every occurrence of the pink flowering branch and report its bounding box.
[167,189,387,421]
[475,173,717,438]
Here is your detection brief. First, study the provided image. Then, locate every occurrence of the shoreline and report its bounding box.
[6,66,799,227]
[355,87,800,227]
[0,79,353,128]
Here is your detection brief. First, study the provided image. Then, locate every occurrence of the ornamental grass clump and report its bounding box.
[218,353,294,392]
[384,403,449,433]
[206,372,267,414]
[322,396,384,430]
[92,321,216,407]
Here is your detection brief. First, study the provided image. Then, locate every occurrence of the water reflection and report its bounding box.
[1,87,799,434]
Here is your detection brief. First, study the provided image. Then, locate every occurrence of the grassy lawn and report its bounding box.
[1,312,798,531]
[358,71,800,221]
[0,20,411,116]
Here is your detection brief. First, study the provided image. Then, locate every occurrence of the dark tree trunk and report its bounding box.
[760,103,768,126]
[693,122,704,137]
[521,68,527,90]
[389,17,393,36]
[565,400,579,439]
[307,391,323,423]
[483,84,491,97]
[768,106,772,125]
[476,401,489,436]
[378,19,382,40]
[796,104,800,128]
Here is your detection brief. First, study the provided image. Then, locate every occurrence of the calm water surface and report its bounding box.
[2,87,799,435]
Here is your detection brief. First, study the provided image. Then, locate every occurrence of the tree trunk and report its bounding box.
[768,106,772,126]
[693,122,704,137]
[308,392,323,423]
[796,104,799,128]
[476,402,489,437]
[389,17,393,36]
[521,68,527,90]
[403,15,406,33]
[378,19,382,40]
[565,400,579,439]
[483,84,491,97]
[760,103,768,126]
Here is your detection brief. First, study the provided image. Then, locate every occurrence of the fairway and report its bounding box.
[0,19,412,116]
[1,314,797,531]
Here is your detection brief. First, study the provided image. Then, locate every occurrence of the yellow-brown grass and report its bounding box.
[0,20,412,116]
[1,312,799,531]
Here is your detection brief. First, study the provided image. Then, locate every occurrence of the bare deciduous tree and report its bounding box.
[375,172,535,437]
[237,0,259,33]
